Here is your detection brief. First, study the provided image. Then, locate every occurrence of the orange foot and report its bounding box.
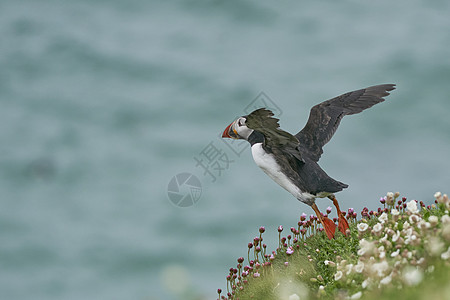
[328,194,350,237]
[322,216,337,240]
[338,214,350,236]
[311,203,336,240]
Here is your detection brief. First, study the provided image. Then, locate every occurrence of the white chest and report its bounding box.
[251,143,312,201]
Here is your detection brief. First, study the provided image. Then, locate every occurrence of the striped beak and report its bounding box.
[222,121,239,139]
[222,122,233,138]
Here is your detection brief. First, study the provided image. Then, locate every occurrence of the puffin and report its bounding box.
[222,84,395,239]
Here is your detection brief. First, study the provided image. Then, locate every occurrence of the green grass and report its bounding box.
[218,192,450,300]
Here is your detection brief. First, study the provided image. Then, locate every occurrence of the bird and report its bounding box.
[222,84,396,239]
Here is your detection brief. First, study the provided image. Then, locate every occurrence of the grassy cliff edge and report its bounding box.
[218,192,450,300]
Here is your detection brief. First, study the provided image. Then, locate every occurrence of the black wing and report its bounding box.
[246,108,304,162]
[295,84,396,162]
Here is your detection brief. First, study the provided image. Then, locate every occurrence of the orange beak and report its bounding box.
[222,123,233,138]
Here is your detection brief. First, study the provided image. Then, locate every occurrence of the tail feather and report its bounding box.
[316,179,348,194]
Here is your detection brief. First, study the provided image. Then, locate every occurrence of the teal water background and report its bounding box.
[1,1,450,299]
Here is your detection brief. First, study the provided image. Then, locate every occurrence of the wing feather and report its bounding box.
[246,108,304,163]
[295,84,396,161]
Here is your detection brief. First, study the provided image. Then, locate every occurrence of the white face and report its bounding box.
[231,117,253,140]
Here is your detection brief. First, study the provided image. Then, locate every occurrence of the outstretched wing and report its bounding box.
[295,84,396,162]
[246,108,304,162]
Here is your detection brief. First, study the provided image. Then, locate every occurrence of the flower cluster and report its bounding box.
[217,192,450,300]
[330,192,450,298]
[219,209,348,299]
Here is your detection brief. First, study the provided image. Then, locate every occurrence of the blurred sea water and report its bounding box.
[1,0,450,299]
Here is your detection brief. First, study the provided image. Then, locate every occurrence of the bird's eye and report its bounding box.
[238,119,244,126]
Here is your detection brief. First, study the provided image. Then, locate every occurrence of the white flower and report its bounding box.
[419,221,431,230]
[334,270,343,280]
[380,275,392,285]
[441,246,450,260]
[428,215,438,227]
[402,267,423,286]
[391,208,400,221]
[428,237,444,256]
[392,230,401,242]
[403,221,410,229]
[357,223,369,233]
[391,249,400,257]
[346,264,354,275]
[442,215,450,224]
[357,239,375,256]
[443,223,450,242]
[378,212,388,224]
[354,261,364,273]
[405,233,418,245]
[372,261,389,277]
[406,200,419,214]
[288,294,300,300]
[324,260,336,267]
[387,192,394,199]
[349,291,362,299]
[403,227,413,238]
[361,278,370,289]
[373,223,383,233]
[435,191,442,198]
[409,214,422,224]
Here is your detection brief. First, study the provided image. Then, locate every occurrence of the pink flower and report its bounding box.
[286,247,294,255]
[300,213,307,221]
